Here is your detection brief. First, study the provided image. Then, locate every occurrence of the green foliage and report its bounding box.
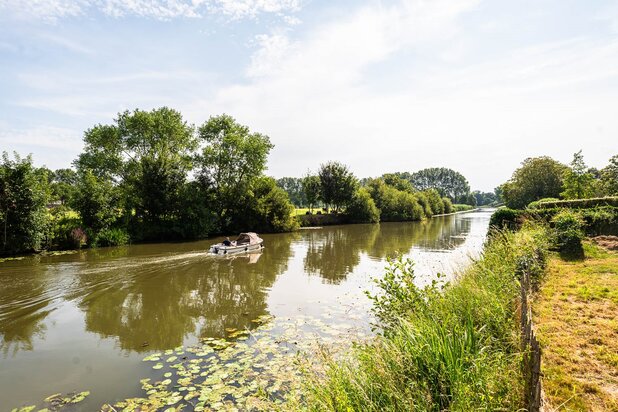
[344,188,380,223]
[92,227,130,247]
[46,206,85,249]
[76,107,196,237]
[366,179,424,222]
[501,156,567,209]
[408,167,471,200]
[276,177,306,207]
[229,177,299,233]
[452,204,474,212]
[0,152,50,254]
[527,197,560,209]
[381,173,414,193]
[71,170,119,233]
[600,154,618,195]
[530,196,618,210]
[301,174,321,213]
[198,114,274,230]
[424,189,445,215]
[318,161,358,212]
[551,210,585,258]
[50,168,78,205]
[442,197,453,214]
[489,207,524,229]
[471,190,498,206]
[305,226,550,411]
[561,151,596,199]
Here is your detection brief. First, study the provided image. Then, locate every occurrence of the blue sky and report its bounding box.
[1,0,617,191]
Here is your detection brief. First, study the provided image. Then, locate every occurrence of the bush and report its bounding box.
[344,188,380,223]
[424,189,445,215]
[453,204,474,212]
[92,228,130,247]
[551,210,584,258]
[489,207,524,230]
[442,197,453,214]
[367,179,425,222]
[534,196,618,210]
[527,198,559,209]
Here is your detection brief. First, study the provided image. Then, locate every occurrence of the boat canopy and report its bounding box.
[235,232,261,245]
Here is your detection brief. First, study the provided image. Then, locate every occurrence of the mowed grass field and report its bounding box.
[534,242,618,411]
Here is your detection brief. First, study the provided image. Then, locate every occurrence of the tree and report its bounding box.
[381,173,414,192]
[408,168,470,200]
[501,156,567,209]
[345,188,380,223]
[76,107,196,236]
[276,177,306,207]
[51,168,78,205]
[472,190,497,206]
[71,170,119,233]
[0,152,50,254]
[318,161,358,212]
[561,151,596,199]
[302,174,321,212]
[600,154,618,196]
[197,114,274,230]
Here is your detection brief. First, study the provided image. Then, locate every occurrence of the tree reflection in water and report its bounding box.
[73,232,297,351]
[303,215,471,284]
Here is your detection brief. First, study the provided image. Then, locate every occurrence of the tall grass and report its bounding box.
[301,224,549,411]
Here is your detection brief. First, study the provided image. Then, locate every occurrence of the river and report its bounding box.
[0,209,493,410]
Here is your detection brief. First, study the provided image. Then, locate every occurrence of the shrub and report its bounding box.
[442,197,453,214]
[92,228,130,247]
[345,188,380,223]
[367,179,425,222]
[527,198,559,209]
[424,189,445,215]
[489,207,524,230]
[551,210,584,258]
[453,204,474,212]
[534,196,618,210]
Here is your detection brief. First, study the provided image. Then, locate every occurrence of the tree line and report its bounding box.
[499,151,618,209]
[1,107,482,255]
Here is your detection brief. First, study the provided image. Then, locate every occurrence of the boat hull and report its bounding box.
[209,241,264,255]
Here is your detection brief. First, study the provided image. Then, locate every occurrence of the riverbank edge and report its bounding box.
[297,223,549,411]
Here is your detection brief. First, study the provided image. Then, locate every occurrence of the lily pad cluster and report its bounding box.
[100,309,371,411]
[11,391,90,412]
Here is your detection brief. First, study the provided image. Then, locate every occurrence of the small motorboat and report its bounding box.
[209,232,264,255]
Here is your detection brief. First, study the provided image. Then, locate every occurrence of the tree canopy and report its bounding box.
[500,156,567,209]
[408,168,471,201]
[318,161,358,212]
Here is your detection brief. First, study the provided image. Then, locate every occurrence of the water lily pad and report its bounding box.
[153,363,164,370]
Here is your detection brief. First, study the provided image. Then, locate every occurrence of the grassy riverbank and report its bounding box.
[534,242,618,411]
[300,224,549,411]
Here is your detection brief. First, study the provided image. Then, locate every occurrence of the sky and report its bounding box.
[0,0,617,191]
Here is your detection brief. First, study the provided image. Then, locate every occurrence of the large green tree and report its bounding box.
[600,154,618,196]
[561,150,596,199]
[75,107,196,236]
[318,161,358,212]
[0,153,50,254]
[197,114,274,230]
[501,156,567,209]
[70,170,119,233]
[302,174,321,212]
[408,168,470,201]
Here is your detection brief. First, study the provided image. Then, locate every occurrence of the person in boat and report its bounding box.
[222,237,232,246]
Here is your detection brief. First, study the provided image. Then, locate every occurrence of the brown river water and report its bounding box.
[0,209,493,410]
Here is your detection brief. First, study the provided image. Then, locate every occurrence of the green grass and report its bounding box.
[300,224,550,411]
[535,243,618,411]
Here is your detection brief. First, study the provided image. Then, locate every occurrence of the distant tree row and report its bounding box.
[500,151,618,209]
[292,161,455,224]
[1,108,298,255]
[277,167,477,208]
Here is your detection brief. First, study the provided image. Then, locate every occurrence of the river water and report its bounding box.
[0,209,493,410]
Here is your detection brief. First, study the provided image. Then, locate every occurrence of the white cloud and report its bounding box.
[188,0,618,190]
[0,0,300,21]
